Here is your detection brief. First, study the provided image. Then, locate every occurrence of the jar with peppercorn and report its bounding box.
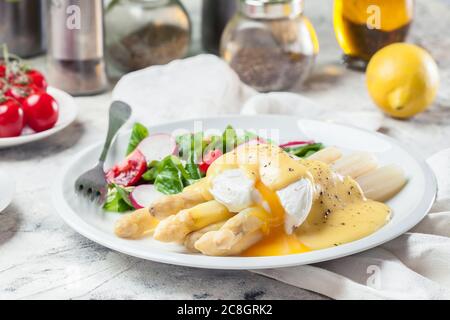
[105,0,191,79]
[221,0,319,92]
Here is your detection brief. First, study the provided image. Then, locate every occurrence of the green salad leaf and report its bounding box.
[222,125,238,153]
[103,185,134,212]
[284,143,324,158]
[154,156,193,195]
[141,160,160,182]
[185,152,202,180]
[175,132,206,179]
[176,132,205,160]
[237,130,259,145]
[203,126,242,155]
[176,133,193,158]
[126,123,149,155]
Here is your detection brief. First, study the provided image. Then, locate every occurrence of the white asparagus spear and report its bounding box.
[149,179,212,219]
[332,152,378,178]
[115,208,159,239]
[184,221,226,252]
[153,200,234,243]
[356,165,407,202]
[194,207,267,256]
[308,147,343,164]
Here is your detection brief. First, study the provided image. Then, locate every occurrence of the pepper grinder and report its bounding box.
[47,0,108,96]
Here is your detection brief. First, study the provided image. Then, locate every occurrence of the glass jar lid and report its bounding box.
[239,0,304,19]
[117,0,170,8]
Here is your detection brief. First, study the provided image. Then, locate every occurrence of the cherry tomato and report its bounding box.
[0,64,5,78]
[0,97,24,137]
[199,149,223,173]
[5,84,41,106]
[105,150,147,187]
[22,92,59,132]
[26,69,47,91]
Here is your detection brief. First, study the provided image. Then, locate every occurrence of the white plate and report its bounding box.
[52,116,437,270]
[0,87,78,148]
[0,170,15,213]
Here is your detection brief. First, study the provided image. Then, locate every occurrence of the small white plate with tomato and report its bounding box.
[0,58,78,148]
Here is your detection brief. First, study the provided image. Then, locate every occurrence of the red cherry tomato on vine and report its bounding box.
[0,97,24,137]
[105,149,147,187]
[5,84,41,106]
[0,79,6,92]
[26,69,47,91]
[0,64,5,78]
[22,92,59,132]
[199,149,223,173]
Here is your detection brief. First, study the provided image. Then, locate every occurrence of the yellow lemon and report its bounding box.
[366,43,440,119]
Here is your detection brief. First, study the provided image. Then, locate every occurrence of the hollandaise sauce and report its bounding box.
[295,160,391,250]
[206,144,391,257]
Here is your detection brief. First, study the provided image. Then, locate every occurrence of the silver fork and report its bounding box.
[75,101,132,203]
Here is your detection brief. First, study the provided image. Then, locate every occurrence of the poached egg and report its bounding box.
[207,143,315,235]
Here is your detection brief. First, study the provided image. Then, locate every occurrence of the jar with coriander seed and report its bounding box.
[221,0,319,92]
[105,0,191,79]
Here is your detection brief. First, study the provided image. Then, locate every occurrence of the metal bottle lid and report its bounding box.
[239,0,304,19]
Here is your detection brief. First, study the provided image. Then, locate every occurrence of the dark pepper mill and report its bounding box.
[201,0,237,55]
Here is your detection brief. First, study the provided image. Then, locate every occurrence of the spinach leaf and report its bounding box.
[285,143,324,158]
[222,125,238,153]
[176,132,204,159]
[185,152,203,180]
[142,160,160,182]
[176,133,193,158]
[237,130,259,145]
[154,156,193,195]
[126,123,149,155]
[103,185,134,212]
[175,133,204,180]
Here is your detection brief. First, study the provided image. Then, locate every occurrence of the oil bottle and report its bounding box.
[333,0,414,69]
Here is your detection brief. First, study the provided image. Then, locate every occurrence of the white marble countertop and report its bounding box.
[1,0,450,300]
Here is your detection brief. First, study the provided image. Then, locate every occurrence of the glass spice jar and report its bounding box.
[105,0,191,79]
[221,0,319,92]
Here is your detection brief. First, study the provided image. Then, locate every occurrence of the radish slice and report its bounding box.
[130,184,164,209]
[280,140,315,148]
[137,134,178,162]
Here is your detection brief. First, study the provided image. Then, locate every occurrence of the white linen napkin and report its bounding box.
[113,54,450,300]
[113,54,383,131]
[113,54,256,126]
